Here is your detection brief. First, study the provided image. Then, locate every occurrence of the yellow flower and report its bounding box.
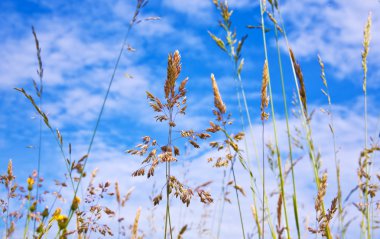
[56,214,68,230]
[52,208,62,220]
[71,196,81,211]
[27,177,34,191]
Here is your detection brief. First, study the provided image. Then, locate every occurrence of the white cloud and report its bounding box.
[162,0,213,21]
[280,0,380,82]
[228,0,258,9]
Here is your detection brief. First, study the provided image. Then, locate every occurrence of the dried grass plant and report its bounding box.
[126,50,213,239]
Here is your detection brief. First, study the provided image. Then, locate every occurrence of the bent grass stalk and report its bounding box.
[258,1,291,238]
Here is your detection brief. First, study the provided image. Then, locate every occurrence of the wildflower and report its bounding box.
[27,177,34,191]
[71,196,81,211]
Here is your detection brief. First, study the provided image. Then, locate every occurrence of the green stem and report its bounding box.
[66,2,141,224]
[24,191,32,239]
[231,158,246,239]
[258,1,291,238]
[364,89,370,239]
[270,5,300,238]
[164,109,174,239]
[321,58,343,237]
[231,44,276,239]
[216,170,227,239]
[274,1,333,237]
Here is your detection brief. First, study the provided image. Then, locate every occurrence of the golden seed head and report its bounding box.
[115,182,121,204]
[165,50,181,99]
[211,74,226,114]
[7,160,13,179]
[131,207,141,239]
[260,60,269,120]
[362,12,372,93]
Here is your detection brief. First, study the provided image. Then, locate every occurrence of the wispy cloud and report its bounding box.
[280,0,380,82]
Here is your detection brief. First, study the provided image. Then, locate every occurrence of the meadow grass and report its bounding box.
[1,0,378,238]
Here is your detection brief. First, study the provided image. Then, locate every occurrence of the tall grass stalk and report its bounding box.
[209,71,248,238]
[260,59,269,239]
[258,1,291,238]
[66,0,150,227]
[215,169,228,238]
[231,157,246,239]
[164,107,174,239]
[273,1,333,238]
[210,2,276,237]
[361,12,372,239]
[318,55,343,237]
[31,26,44,235]
[267,5,301,238]
[23,189,32,238]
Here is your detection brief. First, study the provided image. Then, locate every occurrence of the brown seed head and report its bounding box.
[165,50,181,99]
[290,48,307,117]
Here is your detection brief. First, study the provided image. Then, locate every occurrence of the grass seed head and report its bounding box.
[211,74,226,114]
[362,12,372,93]
[261,60,269,120]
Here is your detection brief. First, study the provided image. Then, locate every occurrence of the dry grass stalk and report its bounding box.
[289,48,307,117]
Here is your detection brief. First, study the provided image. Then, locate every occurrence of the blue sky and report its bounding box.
[1,0,380,238]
